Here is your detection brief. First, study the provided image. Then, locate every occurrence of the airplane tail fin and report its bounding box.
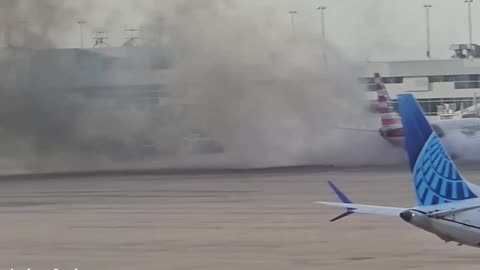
[397,94,479,206]
[374,73,404,143]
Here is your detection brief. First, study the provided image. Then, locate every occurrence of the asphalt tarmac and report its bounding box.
[1,165,480,270]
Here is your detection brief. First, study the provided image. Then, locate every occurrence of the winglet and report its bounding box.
[327,181,356,222]
[328,181,353,204]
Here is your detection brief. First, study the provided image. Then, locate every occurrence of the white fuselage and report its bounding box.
[383,118,480,159]
[403,198,480,247]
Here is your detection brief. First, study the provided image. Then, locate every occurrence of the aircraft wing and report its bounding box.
[317,181,407,222]
[317,201,406,219]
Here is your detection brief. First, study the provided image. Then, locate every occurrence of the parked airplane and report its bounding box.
[339,73,480,159]
[373,73,480,148]
[318,93,480,248]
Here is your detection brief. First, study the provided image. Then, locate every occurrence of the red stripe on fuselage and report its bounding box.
[385,128,404,137]
[377,96,387,102]
[378,107,391,113]
[382,118,401,126]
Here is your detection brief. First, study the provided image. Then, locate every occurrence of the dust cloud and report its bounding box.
[0,0,83,48]
[0,1,403,173]
[144,0,405,167]
[441,132,480,162]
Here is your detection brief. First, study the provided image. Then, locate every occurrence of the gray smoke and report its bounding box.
[442,132,480,162]
[0,0,158,172]
[0,0,83,48]
[143,0,404,167]
[0,1,405,173]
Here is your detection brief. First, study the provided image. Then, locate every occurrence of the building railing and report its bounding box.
[389,98,474,116]
[361,74,480,91]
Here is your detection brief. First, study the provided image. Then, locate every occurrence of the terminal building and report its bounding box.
[0,42,224,158]
[3,38,480,157]
[361,44,480,120]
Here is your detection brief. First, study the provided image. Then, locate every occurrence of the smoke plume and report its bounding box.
[0,0,405,173]
[0,0,84,48]
[142,0,404,167]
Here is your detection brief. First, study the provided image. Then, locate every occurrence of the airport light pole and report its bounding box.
[316,5,328,65]
[465,0,473,52]
[77,20,86,48]
[289,10,298,34]
[424,4,432,59]
[317,5,327,41]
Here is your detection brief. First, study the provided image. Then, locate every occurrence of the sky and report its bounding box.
[0,0,477,61]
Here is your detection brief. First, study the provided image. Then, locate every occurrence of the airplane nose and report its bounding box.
[400,210,413,222]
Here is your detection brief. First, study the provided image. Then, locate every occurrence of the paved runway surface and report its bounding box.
[2,165,480,269]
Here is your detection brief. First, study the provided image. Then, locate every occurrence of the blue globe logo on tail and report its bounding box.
[398,94,478,206]
[413,133,476,205]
